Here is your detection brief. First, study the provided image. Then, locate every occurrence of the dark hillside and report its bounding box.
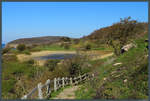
[7,36,72,46]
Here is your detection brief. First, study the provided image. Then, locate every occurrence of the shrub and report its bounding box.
[2,47,11,54]
[17,44,26,51]
[25,59,35,65]
[44,59,60,71]
[60,54,90,76]
[64,43,70,50]
[2,77,16,93]
[23,50,31,55]
[85,44,91,50]
[60,37,71,42]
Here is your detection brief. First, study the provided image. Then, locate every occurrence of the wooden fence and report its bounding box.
[21,73,94,99]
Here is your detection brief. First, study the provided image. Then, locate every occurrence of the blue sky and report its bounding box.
[2,2,148,44]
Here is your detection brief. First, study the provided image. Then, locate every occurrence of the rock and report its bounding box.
[115,75,120,78]
[103,78,107,81]
[111,71,117,74]
[121,43,136,54]
[124,79,127,83]
[113,63,122,66]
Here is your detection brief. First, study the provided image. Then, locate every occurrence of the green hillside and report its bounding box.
[75,33,148,99]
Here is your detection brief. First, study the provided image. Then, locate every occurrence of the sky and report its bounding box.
[2,2,148,44]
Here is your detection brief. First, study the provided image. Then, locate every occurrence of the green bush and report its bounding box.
[85,44,91,50]
[2,78,16,93]
[23,50,31,55]
[60,54,90,76]
[2,47,11,54]
[25,59,35,65]
[44,59,60,71]
[17,44,26,51]
[64,44,70,50]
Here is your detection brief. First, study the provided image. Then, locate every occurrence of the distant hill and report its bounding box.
[6,36,72,48]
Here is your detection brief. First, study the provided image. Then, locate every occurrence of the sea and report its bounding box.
[2,44,5,48]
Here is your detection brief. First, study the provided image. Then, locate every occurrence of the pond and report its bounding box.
[33,53,76,60]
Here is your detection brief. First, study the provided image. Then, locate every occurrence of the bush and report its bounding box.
[25,59,35,65]
[60,54,90,76]
[44,59,60,71]
[17,44,26,51]
[60,37,71,42]
[23,50,31,55]
[85,44,91,50]
[2,77,16,93]
[64,44,70,50]
[2,47,11,54]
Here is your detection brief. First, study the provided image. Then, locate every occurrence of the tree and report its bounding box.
[107,16,137,56]
[17,44,26,51]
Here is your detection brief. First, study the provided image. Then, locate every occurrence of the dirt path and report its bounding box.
[52,85,80,99]
[91,52,113,60]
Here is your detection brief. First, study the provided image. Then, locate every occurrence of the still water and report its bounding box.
[33,53,76,60]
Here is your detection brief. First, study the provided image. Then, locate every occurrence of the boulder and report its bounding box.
[121,43,136,53]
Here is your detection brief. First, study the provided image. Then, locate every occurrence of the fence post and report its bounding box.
[85,74,87,80]
[46,79,51,96]
[54,78,57,92]
[92,74,94,79]
[62,77,65,88]
[57,77,61,88]
[65,77,68,85]
[74,77,77,85]
[38,82,43,99]
[70,77,72,85]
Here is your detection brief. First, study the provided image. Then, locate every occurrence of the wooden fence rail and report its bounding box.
[21,73,94,99]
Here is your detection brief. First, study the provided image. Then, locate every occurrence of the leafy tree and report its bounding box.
[107,16,137,56]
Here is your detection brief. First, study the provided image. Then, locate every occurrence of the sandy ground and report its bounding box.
[52,85,80,99]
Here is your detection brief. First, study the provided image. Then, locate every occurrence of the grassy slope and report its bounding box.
[2,61,45,98]
[31,44,75,51]
[75,35,148,99]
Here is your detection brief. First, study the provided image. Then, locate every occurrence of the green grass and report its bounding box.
[2,60,45,99]
[10,49,31,55]
[75,84,96,99]
[31,44,76,51]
